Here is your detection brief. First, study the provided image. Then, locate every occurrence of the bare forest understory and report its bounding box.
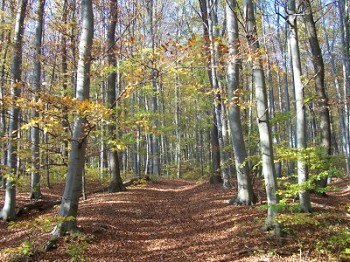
[0,177,349,262]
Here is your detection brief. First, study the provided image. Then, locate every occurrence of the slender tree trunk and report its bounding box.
[147,0,160,177]
[199,0,221,183]
[1,0,28,221]
[61,0,69,160]
[287,0,312,212]
[52,0,94,236]
[243,0,279,233]
[338,0,350,176]
[107,0,126,192]
[30,0,45,200]
[0,1,10,188]
[321,4,350,175]
[175,72,181,178]
[226,0,255,205]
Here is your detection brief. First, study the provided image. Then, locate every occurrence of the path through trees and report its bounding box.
[1,179,349,261]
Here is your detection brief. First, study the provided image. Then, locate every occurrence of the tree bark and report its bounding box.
[0,0,10,189]
[338,0,350,176]
[52,0,94,236]
[198,0,221,183]
[107,0,126,192]
[30,0,45,200]
[1,0,28,222]
[226,0,255,205]
[303,0,331,189]
[243,0,279,233]
[321,2,350,175]
[287,0,312,212]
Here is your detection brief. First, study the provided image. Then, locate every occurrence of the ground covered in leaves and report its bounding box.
[0,178,349,261]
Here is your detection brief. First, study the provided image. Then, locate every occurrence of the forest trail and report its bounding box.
[1,178,349,261]
[67,179,261,261]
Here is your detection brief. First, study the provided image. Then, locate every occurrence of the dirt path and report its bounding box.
[45,179,267,261]
[1,178,349,261]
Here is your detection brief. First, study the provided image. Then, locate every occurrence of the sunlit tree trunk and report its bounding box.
[243,0,279,233]
[287,0,311,212]
[338,0,350,176]
[52,0,94,236]
[226,0,255,205]
[30,0,45,200]
[0,0,10,188]
[1,0,28,221]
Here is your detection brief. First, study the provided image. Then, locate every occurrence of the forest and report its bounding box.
[0,0,349,261]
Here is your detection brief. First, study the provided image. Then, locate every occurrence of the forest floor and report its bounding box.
[0,177,349,261]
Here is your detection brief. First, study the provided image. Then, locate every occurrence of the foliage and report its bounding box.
[316,227,350,260]
[1,215,89,261]
[274,146,342,210]
[65,232,89,262]
[2,239,34,262]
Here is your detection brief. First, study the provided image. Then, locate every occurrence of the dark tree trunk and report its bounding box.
[107,0,126,192]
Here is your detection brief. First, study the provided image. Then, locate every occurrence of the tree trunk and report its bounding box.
[243,0,279,233]
[52,0,94,236]
[303,0,331,189]
[147,0,160,177]
[226,0,255,205]
[0,1,10,189]
[107,0,126,192]
[321,3,350,175]
[1,0,28,222]
[338,0,350,176]
[198,0,221,183]
[30,0,45,200]
[61,0,69,161]
[287,0,311,212]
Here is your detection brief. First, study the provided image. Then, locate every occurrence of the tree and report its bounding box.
[303,0,331,189]
[52,0,94,236]
[287,0,312,212]
[30,0,46,200]
[107,0,126,193]
[147,0,160,177]
[243,0,279,232]
[1,0,28,221]
[338,0,350,176]
[226,0,255,205]
[198,0,226,186]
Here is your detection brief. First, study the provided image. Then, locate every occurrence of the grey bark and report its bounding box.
[338,0,350,176]
[226,0,255,205]
[147,0,160,177]
[175,73,181,178]
[52,0,94,236]
[1,0,28,221]
[107,0,126,192]
[243,0,279,233]
[287,0,312,212]
[0,1,10,188]
[61,0,69,160]
[30,0,45,200]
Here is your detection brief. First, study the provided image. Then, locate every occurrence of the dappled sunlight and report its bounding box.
[1,178,349,261]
